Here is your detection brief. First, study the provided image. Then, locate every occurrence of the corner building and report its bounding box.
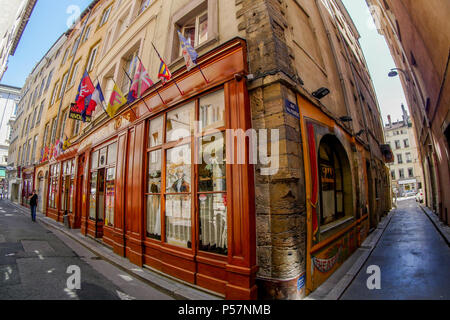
[34,0,390,299]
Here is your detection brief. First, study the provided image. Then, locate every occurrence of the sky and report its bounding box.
[1,0,407,124]
[0,0,91,88]
[342,0,408,124]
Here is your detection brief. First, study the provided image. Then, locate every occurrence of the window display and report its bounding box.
[145,89,228,254]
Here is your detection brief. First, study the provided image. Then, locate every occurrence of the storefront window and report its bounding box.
[166,144,192,248]
[166,102,195,142]
[145,89,227,255]
[318,137,347,226]
[105,168,115,226]
[89,142,117,225]
[61,159,75,213]
[146,148,161,240]
[48,164,59,209]
[198,134,227,254]
[89,171,97,219]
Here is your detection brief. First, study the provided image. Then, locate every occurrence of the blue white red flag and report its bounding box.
[177,31,198,71]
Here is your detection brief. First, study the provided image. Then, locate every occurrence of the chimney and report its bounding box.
[387,115,392,128]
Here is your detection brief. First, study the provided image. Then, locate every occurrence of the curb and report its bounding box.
[306,209,396,300]
[419,204,450,246]
[6,200,221,300]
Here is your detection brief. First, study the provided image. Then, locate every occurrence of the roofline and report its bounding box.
[0,84,22,92]
[10,0,38,55]
[65,0,101,37]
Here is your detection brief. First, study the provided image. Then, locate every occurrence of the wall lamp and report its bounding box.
[388,68,410,81]
[339,116,353,122]
[312,87,330,99]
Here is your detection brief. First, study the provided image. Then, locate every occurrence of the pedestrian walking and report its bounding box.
[28,190,38,222]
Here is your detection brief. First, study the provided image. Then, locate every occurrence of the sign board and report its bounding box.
[69,103,92,123]
[285,99,300,120]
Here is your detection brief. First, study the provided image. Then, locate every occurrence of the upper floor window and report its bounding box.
[69,61,80,88]
[138,0,151,15]
[86,44,99,72]
[406,152,412,163]
[99,6,112,28]
[61,48,69,65]
[395,140,400,149]
[121,50,138,94]
[59,72,69,98]
[397,154,403,164]
[180,11,208,51]
[50,80,59,106]
[82,25,92,43]
[169,0,217,62]
[45,69,54,92]
[408,168,414,178]
[403,139,410,148]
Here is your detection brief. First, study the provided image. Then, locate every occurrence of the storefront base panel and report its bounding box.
[309,217,369,292]
[256,274,306,300]
[225,282,258,300]
[47,209,58,222]
[87,219,102,239]
[125,236,144,267]
[112,230,126,257]
[103,225,115,248]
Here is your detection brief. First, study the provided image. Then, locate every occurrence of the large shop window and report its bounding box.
[318,135,352,227]
[61,159,75,213]
[145,89,227,254]
[89,142,117,226]
[48,164,60,209]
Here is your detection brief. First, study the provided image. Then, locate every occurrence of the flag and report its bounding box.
[75,71,95,120]
[177,31,198,71]
[152,43,171,84]
[89,83,106,111]
[107,84,127,118]
[158,58,172,84]
[128,58,154,103]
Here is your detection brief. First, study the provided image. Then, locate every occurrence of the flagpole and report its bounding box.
[95,77,108,114]
[197,65,209,84]
[136,55,166,107]
[122,67,152,114]
[151,42,184,96]
[112,78,137,119]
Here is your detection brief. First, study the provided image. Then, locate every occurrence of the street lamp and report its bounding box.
[388,68,410,81]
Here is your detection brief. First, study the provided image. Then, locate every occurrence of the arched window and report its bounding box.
[318,135,352,226]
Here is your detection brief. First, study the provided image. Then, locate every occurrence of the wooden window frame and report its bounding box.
[144,87,228,256]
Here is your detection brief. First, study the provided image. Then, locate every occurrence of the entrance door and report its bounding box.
[38,178,44,213]
[96,168,105,237]
[367,161,376,229]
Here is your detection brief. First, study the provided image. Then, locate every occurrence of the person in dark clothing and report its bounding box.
[28,190,38,222]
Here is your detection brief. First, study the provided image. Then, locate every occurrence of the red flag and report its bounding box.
[75,71,95,112]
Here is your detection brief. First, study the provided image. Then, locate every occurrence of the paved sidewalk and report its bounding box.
[306,208,396,300]
[7,200,221,300]
[341,199,450,300]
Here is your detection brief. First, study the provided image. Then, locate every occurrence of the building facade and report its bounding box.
[385,104,424,197]
[367,0,450,225]
[8,0,392,299]
[0,84,21,198]
[7,35,66,209]
[0,0,37,81]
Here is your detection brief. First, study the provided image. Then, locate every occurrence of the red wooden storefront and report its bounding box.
[47,39,257,299]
